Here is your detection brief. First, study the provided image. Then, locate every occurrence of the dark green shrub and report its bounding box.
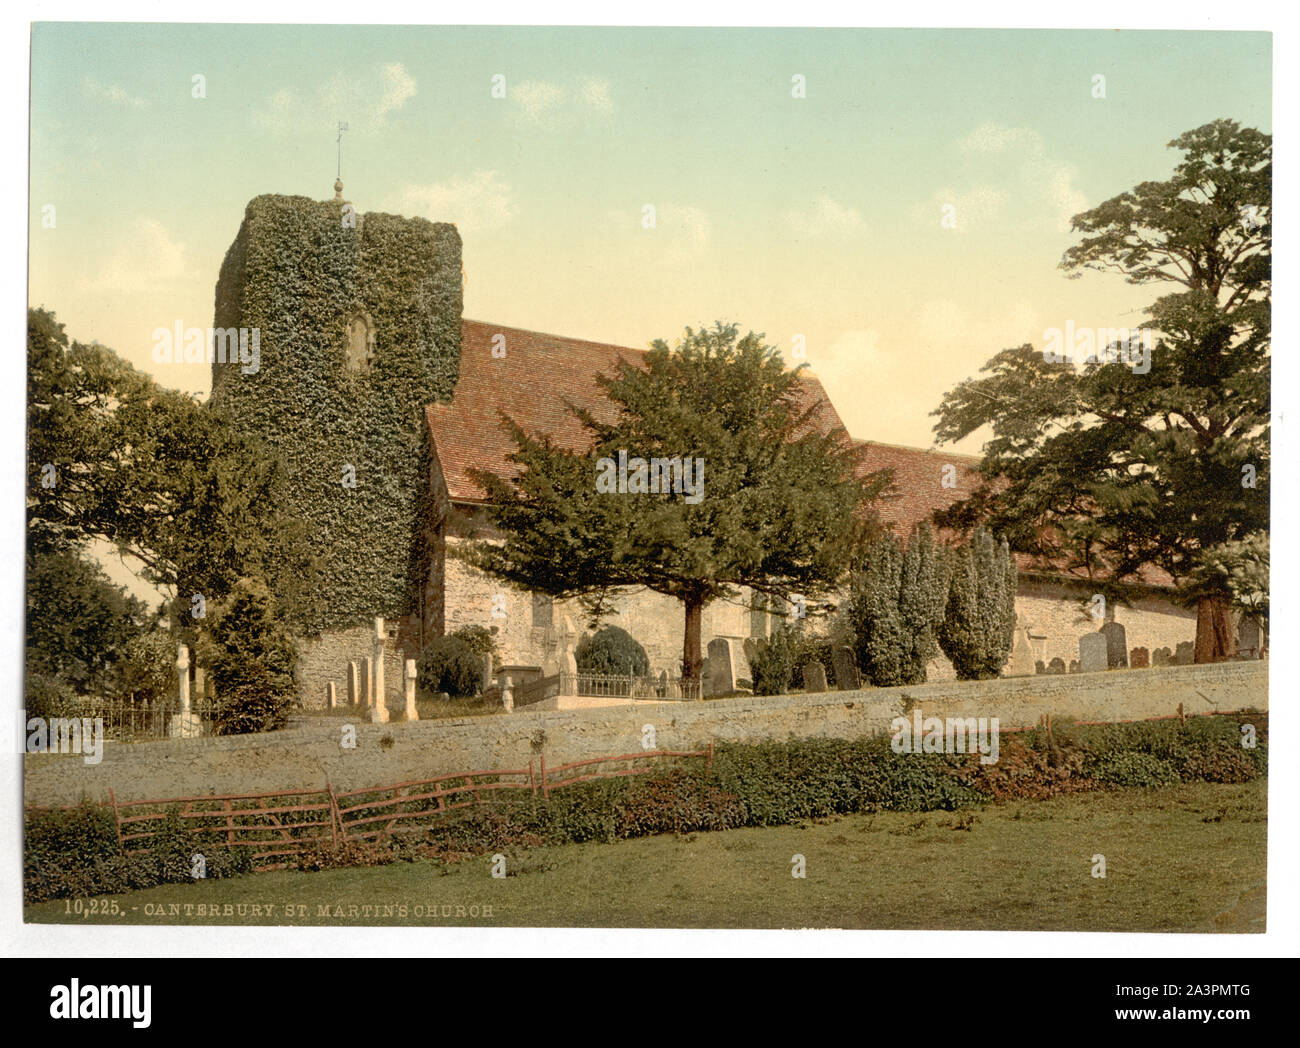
[576,626,649,677]
[1088,751,1181,788]
[751,625,799,695]
[200,579,297,734]
[937,527,1017,680]
[418,634,483,698]
[24,673,79,723]
[848,523,950,687]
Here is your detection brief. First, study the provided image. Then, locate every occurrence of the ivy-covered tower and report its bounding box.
[211,185,463,705]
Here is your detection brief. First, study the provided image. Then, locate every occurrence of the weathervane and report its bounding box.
[334,121,348,201]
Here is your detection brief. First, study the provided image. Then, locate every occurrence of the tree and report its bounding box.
[466,323,887,681]
[937,527,1017,680]
[932,120,1269,661]
[1182,532,1268,659]
[847,523,950,686]
[26,308,317,627]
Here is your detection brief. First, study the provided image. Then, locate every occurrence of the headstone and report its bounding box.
[802,661,828,693]
[1152,647,1171,667]
[193,667,207,699]
[348,660,361,705]
[359,657,372,708]
[169,644,201,738]
[403,659,419,721]
[481,652,494,692]
[1007,628,1036,677]
[1130,646,1149,668]
[326,681,338,709]
[501,674,514,713]
[1100,621,1128,669]
[1048,657,1066,675]
[831,646,861,690]
[704,637,741,697]
[1238,616,1261,657]
[1079,633,1108,673]
[1035,660,1046,675]
[1174,641,1194,666]
[370,617,389,723]
[1068,660,1079,674]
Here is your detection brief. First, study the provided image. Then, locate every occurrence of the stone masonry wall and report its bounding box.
[25,661,1265,807]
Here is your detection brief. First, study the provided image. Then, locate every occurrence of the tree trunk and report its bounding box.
[682,596,705,681]
[1194,595,1235,663]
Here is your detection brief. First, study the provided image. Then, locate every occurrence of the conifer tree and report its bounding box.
[937,527,1017,680]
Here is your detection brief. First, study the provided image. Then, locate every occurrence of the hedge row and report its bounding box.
[24,713,1266,904]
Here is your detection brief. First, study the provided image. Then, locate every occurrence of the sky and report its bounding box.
[29,24,1271,459]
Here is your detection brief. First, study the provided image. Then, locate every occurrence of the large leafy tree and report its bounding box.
[466,322,887,680]
[27,308,317,629]
[932,120,1269,661]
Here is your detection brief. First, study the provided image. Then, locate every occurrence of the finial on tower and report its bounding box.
[335,120,348,202]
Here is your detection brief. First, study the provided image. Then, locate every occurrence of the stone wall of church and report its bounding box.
[443,539,757,676]
[295,620,419,710]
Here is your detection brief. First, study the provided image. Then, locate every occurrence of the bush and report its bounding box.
[750,626,798,695]
[199,579,297,734]
[418,634,483,698]
[24,672,79,722]
[576,626,649,677]
[937,527,1017,681]
[1087,751,1182,789]
[848,524,950,687]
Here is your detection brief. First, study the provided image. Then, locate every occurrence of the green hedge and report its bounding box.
[24,714,1267,903]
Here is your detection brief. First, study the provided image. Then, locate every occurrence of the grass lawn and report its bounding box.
[26,779,1265,931]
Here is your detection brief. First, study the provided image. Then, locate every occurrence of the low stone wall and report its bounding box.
[24,661,1266,807]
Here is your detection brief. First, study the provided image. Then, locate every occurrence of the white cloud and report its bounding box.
[954,122,1088,232]
[83,219,187,294]
[510,76,614,128]
[917,185,1008,232]
[83,78,148,109]
[606,202,711,265]
[395,171,518,232]
[255,63,417,132]
[785,195,866,239]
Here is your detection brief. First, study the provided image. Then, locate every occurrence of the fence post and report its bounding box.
[528,757,536,798]
[706,741,714,779]
[540,752,549,800]
[326,780,340,846]
[108,788,123,854]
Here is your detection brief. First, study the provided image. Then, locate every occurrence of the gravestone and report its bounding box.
[1079,633,1108,673]
[1174,641,1194,666]
[404,659,419,721]
[326,681,337,709]
[1068,659,1080,674]
[705,637,748,697]
[1035,660,1046,675]
[1152,647,1171,667]
[359,657,372,708]
[348,660,361,705]
[1130,646,1149,668]
[370,617,389,723]
[831,646,861,690]
[1238,616,1262,657]
[170,644,202,738]
[1048,657,1066,675]
[802,661,828,693]
[1007,628,1036,677]
[1100,620,1128,669]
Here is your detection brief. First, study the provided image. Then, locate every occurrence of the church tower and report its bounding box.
[211,185,463,705]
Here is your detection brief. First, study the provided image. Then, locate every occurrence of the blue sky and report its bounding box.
[29,24,1271,454]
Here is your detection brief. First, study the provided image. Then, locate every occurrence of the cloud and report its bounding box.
[917,185,1009,232]
[785,195,866,239]
[255,63,417,132]
[395,171,518,232]
[605,202,711,265]
[510,76,614,129]
[83,219,188,294]
[82,78,148,109]
[954,122,1088,232]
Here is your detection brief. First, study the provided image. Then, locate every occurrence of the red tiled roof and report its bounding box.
[427,320,1174,591]
[427,319,849,502]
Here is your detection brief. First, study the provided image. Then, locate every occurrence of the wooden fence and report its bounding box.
[32,744,714,871]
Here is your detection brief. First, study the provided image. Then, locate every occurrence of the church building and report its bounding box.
[211,187,1202,709]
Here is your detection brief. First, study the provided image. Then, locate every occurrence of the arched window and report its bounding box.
[345,313,376,372]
